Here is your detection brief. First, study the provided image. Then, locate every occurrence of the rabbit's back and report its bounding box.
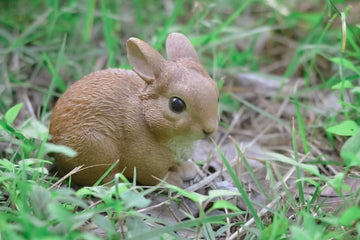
[49,69,149,184]
[51,69,142,135]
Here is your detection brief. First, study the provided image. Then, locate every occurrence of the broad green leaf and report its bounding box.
[262,215,289,240]
[320,216,339,226]
[55,188,89,209]
[93,214,114,233]
[339,206,360,227]
[166,184,208,203]
[75,186,115,201]
[326,120,359,136]
[341,129,360,167]
[4,103,23,125]
[44,143,77,158]
[290,213,324,240]
[21,120,48,139]
[18,158,52,166]
[331,80,354,90]
[341,151,360,167]
[330,57,360,75]
[71,212,95,231]
[203,223,216,240]
[28,185,52,220]
[121,191,151,208]
[76,187,96,198]
[125,216,157,240]
[266,152,320,176]
[327,172,350,195]
[351,86,360,94]
[0,159,15,172]
[207,200,241,213]
[48,203,75,230]
[18,158,50,175]
[286,12,323,27]
[217,79,225,90]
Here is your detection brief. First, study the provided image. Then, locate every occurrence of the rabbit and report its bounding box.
[49,33,219,186]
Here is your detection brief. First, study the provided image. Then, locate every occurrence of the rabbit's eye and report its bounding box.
[169,97,186,113]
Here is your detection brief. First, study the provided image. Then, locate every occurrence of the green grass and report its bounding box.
[1,0,360,239]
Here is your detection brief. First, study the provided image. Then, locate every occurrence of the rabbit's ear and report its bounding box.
[127,38,166,84]
[166,33,199,62]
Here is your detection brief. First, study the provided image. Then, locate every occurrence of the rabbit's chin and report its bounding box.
[166,136,197,163]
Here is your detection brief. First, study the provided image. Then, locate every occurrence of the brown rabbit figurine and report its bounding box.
[49,33,219,186]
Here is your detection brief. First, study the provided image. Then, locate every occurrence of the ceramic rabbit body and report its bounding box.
[49,33,219,186]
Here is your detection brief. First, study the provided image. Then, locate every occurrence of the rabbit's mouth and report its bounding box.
[201,121,218,139]
[198,114,219,139]
[202,129,216,138]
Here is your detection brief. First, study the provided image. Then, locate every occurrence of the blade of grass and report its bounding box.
[329,0,360,55]
[231,138,270,200]
[132,0,145,32]
[41,54,67,92]
[265,161,277,194]
[127,212,239,240]
[46,0,60,41]
[200,0,254,45]
[266,152,319,177]
[212,139,264,230]
[307,183,321,212]
[153,0,184,49]
[93,160,119,186]
[292,82,310,154]
[41,34,67,120]
[100,1,120,68]
[306,13,337,86]
[337,57,351,120]
[283,15,324,81]
[0,119,33,146]
[4,10,51,55]
[182,2,212,36]
[4,103,23,124]
[82,0,96,43]
[292,119,305,205]
[272,165,299,209]
[231,93,288,127]
[338,9,351,121]
[36,132,48,160]
[203,223,216,240]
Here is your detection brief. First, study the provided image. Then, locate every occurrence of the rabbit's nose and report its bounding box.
[203,129,214,136]
[202,125,217,136]
[201,116,219,137]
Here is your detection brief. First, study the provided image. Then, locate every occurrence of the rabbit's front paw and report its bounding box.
[167,170,183,187]
[177,160,198,181]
